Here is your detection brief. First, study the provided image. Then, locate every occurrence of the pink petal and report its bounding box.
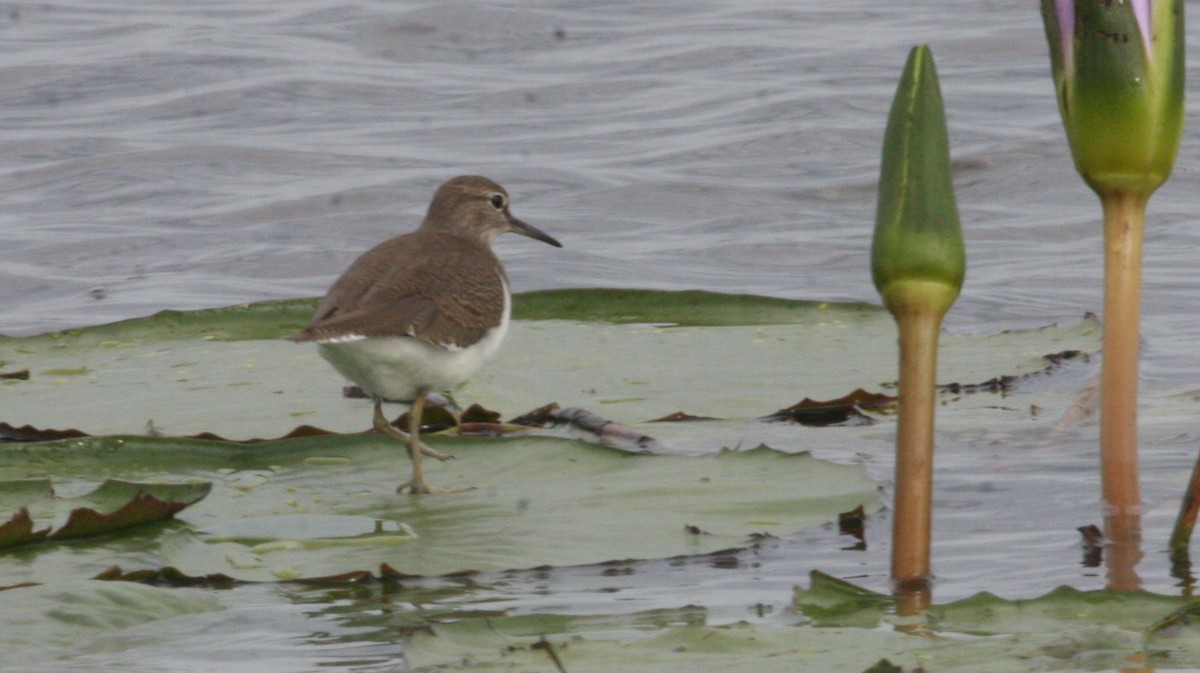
[1054,0,1075,69]
[1130,0,1152,57]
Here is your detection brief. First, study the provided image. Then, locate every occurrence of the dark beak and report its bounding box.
[508,214,562,248]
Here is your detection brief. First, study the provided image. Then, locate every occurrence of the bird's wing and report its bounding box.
[291,233,507,349]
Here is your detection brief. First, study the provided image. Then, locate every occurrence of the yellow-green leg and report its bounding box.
[371,397,452,461]
[385,393,473,495]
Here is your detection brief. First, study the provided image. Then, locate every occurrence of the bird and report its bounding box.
[291,175,561,493]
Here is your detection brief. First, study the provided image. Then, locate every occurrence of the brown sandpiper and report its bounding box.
[291,175,561,494]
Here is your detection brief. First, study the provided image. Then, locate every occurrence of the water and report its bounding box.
[2,0,1200,670]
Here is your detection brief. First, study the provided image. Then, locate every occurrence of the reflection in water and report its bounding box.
[1168,449,1200,596]
[892,579,932,618]
[1105,511,1144,592]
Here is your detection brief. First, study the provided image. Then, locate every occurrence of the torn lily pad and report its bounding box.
[0,479,211,550]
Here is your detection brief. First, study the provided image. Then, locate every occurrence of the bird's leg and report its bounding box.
[371,398,453,461]
[400,391,433,493]
[396,391,474,495]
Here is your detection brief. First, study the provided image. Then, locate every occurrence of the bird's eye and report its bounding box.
[489,194,506,210]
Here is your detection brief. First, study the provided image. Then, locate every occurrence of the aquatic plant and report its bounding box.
[1040,0,1185,548]
[871,44,965,601]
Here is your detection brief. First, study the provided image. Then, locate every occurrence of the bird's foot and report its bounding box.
[396,479,476,495]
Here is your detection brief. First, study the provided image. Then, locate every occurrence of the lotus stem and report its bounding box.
[870,45,963,596]
[888,282,953,591]
[1099,189,1147,517]
[1168,448,1200,575]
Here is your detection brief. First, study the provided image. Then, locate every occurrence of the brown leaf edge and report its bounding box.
[0,508,51,548]
[0,403,668,455]
[0,480,213,551]
[0,423,89,442]
[929,348,1090,396]
[51,481,213,541]
[762,388,897,426]
[2,402,514,445]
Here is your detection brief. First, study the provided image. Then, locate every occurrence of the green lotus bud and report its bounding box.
[1041,0,1185,196]
[871,45,965,318]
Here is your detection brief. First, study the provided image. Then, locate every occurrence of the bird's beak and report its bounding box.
[507,214,562,248]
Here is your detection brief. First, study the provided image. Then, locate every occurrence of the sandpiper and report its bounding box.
[291,175,561,493]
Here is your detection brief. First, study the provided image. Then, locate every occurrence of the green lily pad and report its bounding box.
[0,292,1100,440]
[511,288,880,326]
[394,580,1200,672]
[0,479,211,550]
[0,290,1129,671]
[0,580,221,669]
[0,290,1102,584]
[0,431,878,582]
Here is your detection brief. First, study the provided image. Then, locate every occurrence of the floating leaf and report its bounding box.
[511,288,880,326]
[149,440,878,581]
[0,294,1100,441]
[0,291,1137,672]
[0,479,211,550]
[395,580,1200,672]
[0,580,220,669]
[0,431,879,583]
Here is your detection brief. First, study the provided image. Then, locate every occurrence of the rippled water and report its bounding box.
[2,0,1200,670]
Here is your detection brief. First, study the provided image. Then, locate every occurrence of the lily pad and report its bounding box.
[0,479,211,550]
[392,579,1200,672]
[511,288,880,326]
[0,580,221,669]
[0,431,879,583]
[0,290,1128,671]
[0,292,1101,441]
